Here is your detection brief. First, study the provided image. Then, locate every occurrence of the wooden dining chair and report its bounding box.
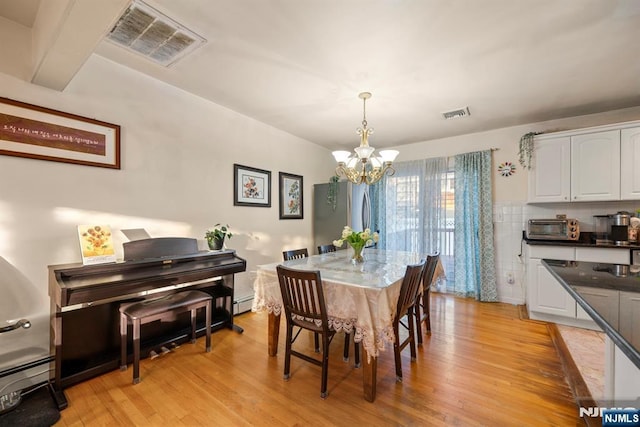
[317,244,337,254]
[281,248,357,362]
[283,248,309,261]
[415,253,440,345]
[392,259,426,382]
[282,249,316,350]
[276,265,358,398]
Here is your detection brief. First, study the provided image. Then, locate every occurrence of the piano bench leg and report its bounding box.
[132,319,141,384]
[120,312,128,371]
[190,308,197,344]
[205,300,212,352]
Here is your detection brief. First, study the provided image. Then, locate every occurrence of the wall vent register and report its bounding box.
[106,0,206,67]
[442,107,470,120]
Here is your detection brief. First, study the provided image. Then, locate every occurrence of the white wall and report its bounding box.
[0,15,30,80]
[389,107,640,304]
[3,46,640,322]
[0,54,336,323]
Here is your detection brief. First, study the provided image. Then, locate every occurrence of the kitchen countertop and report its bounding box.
[542,259,640,370]
[524,231,640,249]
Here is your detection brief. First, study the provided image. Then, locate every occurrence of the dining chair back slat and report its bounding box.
[282,272,324,327]
[415,252,440,344]
[396,261,426,315]
[283,248,309,261]
[393,259,426,382]
[317,244,337,254]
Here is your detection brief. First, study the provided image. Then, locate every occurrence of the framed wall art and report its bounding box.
[234,163,271,207]
[77,224,117,265]
[279,172,303,219]
[0,97,121,169]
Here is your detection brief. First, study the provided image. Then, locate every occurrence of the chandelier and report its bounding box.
[332,92,399,185]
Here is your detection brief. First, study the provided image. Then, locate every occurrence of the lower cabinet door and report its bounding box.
[529,259,576,317]
[576,304,592,321]
[620,291,640,349]
[573,286,619,328]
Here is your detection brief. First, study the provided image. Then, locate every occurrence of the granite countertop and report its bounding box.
[524,231,640,249]
[542,259,640,370]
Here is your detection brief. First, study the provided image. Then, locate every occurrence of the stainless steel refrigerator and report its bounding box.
[313,181,371,253]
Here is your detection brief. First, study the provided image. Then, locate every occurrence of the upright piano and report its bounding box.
[48,237,247,409]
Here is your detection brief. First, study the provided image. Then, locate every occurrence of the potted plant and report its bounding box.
[205,224,233,250]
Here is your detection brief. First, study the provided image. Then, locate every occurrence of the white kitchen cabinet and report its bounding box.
[573,248,627,322]
[527,136,571,203]
[526,245,600,328]
[576,304,592,321]
[527,120,640,203]
[575,247,630,264]
[570,130,620,201]
[528,258,576,317]
[621,126,640,200]
[573,286,619,328]
[605,336,640,404]
[527,246,577,319]
[619,291,640,350]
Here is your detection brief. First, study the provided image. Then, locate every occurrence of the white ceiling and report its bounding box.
[2,0,640,152]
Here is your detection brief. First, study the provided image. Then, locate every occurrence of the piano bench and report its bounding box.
[119,290,212,384]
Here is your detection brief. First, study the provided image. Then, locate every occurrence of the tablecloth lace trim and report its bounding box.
[253,298,282,316]
[328,318,356,335]
[252,299,396,359]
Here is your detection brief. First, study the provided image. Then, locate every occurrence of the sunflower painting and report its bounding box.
[77,224,117,265]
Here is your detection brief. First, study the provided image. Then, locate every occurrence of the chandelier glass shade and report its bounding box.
[332,92,399,185]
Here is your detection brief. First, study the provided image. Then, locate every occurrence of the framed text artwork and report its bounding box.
[279,172,303,219]
[0,97,121,169]
[234,164,271,207]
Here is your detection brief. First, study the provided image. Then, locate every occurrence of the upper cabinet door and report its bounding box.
[621,127,640,200]
[527,136,571,203]
[571,130,620,202]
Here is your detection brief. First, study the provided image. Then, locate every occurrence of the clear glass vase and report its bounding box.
[350,245,365,265]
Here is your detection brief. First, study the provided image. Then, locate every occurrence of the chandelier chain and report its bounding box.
[362,96,367,128]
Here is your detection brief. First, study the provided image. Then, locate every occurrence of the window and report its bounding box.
[373,158,453,289]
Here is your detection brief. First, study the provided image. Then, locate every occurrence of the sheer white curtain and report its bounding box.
[371,157,448,257]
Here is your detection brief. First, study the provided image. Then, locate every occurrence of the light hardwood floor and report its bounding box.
[55,294,583,426]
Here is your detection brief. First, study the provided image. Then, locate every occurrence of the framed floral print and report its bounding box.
[279,172,303,219]
[234,164,271,207]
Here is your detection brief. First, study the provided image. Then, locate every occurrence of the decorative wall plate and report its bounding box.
[498,161,516,177]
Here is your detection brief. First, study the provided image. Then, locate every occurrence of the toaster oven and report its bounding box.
[526,218,580,241]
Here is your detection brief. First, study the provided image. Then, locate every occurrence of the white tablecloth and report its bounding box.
[252,249,424,358]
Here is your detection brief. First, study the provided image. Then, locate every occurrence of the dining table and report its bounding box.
[251,248,427,402]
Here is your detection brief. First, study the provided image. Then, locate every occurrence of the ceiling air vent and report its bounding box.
[442,107,471,120]
[106,0,206,67]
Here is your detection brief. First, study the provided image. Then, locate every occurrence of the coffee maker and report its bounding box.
[595,212,631,245]
[610,211,631,246]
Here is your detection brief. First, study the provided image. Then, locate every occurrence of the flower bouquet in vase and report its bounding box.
[333,226,379,265]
